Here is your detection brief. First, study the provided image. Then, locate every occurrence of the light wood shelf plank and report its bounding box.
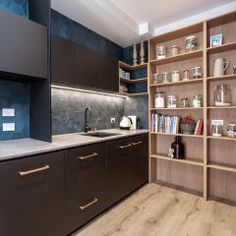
[207,106,236,109]
[150,78,203,87]
[207,42,236,54]
[207,164,236,173]
[149,49,203,66]
[150,132,203,138]
[151,154,204,166]
[150,107,203,111]
[119,61,148,71]
[207,74,236,81]
[207,136,236,141]
[120,77,147,84]
[119,92,148,97]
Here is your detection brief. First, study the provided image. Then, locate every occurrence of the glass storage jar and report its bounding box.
[183,70,190,81]
[171,70,180,82]
[226,123,236,138]
[155,91,165,108]
[185,35,198,52]
[153,73,161,84]
[192,94,202,107]
[170,45,179,56]
[161,72,169,83]
[167,95,178,108]
[214,84,232,107]
[192,67,202,79]
[211,124,223,137]
[156,45,167,59]
[180,98,189,108]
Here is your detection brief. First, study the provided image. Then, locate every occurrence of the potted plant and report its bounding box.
[180,115,196,134]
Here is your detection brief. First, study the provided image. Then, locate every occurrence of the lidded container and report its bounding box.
[226,123,236,138]
[183,70,190,81]
[154,91,165,108]
[170,45,179,56]
[161,72,170,83]
[214,84,232,107]
[167,95,178,108]
[185,35,198,52]
[156,45,167,59]
[180,98,189,108]
[192,67,202,79]
[171,70,180,82]
[211,124,223,137]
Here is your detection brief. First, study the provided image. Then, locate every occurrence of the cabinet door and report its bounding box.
[0,151,65,236]
[0,9,47,79]
[65,143,106,233]
[106,134,148,206]
[51,35,77,86]
[77,45,102,89]
[100,55,119,92]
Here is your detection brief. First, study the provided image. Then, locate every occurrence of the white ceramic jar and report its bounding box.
[172,70,180,82]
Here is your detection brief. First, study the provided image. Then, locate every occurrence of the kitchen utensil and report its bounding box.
[213,58,230,77]
[120,116,132,130]
[214,84,231,106]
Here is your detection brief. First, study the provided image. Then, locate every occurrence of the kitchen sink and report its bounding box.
[81,132,120,138]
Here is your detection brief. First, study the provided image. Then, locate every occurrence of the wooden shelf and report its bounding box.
[151,154,204,166]
[120,77,147,84]
[150,78,203,87]
[207,42,236,54]
[119,92,148,97]
[207,136,236,141]
[150,132,203,138]
[150,107,203,111]
[149,49,203,66]
[207,164,236,173]
[207,106,236,109]
[207,74,236,81]
[119,61,148,71]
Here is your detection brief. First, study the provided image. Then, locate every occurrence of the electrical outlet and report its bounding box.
[2,108,15,117]
[3,123,15,132]
[111,118,116,124]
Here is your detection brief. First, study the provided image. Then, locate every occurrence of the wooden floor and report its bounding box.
[76,184,236,236]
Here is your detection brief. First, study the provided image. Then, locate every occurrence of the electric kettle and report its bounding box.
[120,116,132,130]
[213,58,230,77]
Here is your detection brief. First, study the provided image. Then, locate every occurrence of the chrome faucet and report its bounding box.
[84,107,92,133]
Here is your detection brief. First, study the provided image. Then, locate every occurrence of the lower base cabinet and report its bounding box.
[0,133,148,236]
[0,151,65,236]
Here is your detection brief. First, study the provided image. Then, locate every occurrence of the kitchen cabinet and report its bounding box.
[0,151,65,236]
[0,9,47,79]
[51,35,77,86]
[106,134,148,206]
[65,143,106,233]
[51,35,119,92]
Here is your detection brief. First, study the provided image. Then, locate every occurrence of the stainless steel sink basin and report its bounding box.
[81,132,120,138]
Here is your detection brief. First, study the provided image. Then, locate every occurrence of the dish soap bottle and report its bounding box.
[171,136,185,159]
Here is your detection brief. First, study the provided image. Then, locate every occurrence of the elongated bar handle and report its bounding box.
[119,143,132,149]
[79,198,98,210]
[19,165,50,176]
[78,152,98,160]
[132,141,143,146]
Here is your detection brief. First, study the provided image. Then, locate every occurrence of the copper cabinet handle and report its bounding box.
[119,144,132,149]
[19,165,50,176]
[132,141,143,146]
[78,152,98,160]
[79,198,98,210]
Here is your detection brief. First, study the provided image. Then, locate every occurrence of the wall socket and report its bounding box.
[3,123,15,132]
[2,108,15,117]
[111,118,116,124]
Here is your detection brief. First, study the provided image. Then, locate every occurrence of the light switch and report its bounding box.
[2,108,15,117]
[3,123,15,132]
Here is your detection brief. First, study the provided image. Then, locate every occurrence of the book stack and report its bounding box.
[151,114,180,134]
[194,119,203,135]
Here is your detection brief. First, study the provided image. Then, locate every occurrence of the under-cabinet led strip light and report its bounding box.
[51,84,127,99]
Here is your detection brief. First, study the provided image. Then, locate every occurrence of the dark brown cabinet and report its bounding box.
[65,143,106,233]
[51,35,77,86]
[51,35,119,92]
[0,9,48,79]
[0,151,65,236]
[106,134,148,206]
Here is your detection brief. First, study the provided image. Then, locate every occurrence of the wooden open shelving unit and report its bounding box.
[148,11,236,205]
[119,61,148,96]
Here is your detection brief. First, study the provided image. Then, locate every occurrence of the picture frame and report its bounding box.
[210,34,223,47]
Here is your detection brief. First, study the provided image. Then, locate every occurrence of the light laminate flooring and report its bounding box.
[76,184,236,236]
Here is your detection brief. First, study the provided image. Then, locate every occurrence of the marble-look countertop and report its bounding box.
[0,129,149,162]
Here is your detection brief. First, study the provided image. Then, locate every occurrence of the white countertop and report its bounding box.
[0,129,149,162]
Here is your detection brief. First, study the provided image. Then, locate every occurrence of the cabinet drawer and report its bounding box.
[0,151,65,236]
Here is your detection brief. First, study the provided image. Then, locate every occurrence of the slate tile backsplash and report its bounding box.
[52,88,125,135]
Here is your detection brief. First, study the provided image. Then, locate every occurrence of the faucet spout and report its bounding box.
[84,107,92,133]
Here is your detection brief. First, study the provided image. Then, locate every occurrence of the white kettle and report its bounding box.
[120,116,132,130]
[213,58,230,77]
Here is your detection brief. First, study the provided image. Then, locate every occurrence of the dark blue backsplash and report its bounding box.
[0,0,28,18]
[0,80,30,140]
[51,9,123,60]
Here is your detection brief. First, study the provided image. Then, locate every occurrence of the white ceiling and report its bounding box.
[52,0,236,47]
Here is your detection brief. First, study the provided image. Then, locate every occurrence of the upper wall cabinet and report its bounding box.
[0,9,48,79]
[51,35,119,92]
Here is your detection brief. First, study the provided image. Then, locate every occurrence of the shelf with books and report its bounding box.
[151,154,204,166]
[150,132,203,138]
